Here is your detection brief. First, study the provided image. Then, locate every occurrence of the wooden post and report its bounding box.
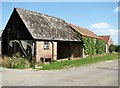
[34,41,37,62]
[7,29,10,55]
[51,41,54,61]
[68,42,71,60]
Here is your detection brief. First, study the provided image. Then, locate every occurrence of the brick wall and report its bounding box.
[35,41,82,62]
[36,41,57,63]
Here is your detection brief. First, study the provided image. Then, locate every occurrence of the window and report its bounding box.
[44,41,49,50]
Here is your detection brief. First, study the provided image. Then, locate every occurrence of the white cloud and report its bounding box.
[114,6,120,12]
[90,22,111,29]
[94,29,119,35]
[89,22,119,44]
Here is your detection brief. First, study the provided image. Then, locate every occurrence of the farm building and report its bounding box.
[2,8,113,63]
[69,23,99,39]
[2,8,83,63]
[99,35,113,53]
[68,23,102,56]
[69,24,114,55]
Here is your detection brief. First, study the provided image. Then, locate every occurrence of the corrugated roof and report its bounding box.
[15,8,81,41]
[68,23,98,38]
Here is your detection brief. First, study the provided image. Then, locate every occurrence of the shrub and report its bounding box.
[115,45,120,52]
[30,58,36,68]
[109,44,115,53]
[15,52,21,57]
[12,57,30,69]
[2,56,30,69]
[2,56,12,68]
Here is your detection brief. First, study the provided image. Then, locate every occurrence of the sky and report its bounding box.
[1,2,119,45]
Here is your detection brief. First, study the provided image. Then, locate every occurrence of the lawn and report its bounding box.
[39,53,119,70]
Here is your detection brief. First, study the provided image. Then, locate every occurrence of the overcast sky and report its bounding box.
[1,2,119,44]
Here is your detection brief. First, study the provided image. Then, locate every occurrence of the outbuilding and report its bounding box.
[2,8,83,63]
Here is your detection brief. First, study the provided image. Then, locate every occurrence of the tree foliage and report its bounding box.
[82,36,105,55]
[82,36,96,55]
[114,45,120,52]
[95,39,105,54]
[109,44,115,53]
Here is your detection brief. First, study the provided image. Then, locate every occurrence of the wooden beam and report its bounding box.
[51,41,54,61]
[68,42,71,60]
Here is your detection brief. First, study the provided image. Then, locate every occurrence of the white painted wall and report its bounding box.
[105,44,108,53]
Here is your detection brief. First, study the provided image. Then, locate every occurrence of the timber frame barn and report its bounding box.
[2,8,83,63]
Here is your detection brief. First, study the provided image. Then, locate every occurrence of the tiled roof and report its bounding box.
[69,23,99,38]
[99,35,111,44]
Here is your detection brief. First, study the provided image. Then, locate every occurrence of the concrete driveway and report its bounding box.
[1,60,118,86]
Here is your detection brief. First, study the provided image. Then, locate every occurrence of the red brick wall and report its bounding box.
[36,41,57,63]
[35,41,82,62]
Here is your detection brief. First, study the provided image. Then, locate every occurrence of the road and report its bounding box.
[0,67,1,87]
[1,60,118,86]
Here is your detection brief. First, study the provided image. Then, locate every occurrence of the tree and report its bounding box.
[115,45,120,52]
[109,44,115,53]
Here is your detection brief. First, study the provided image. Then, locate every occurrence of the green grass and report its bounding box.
[39,53,119,70]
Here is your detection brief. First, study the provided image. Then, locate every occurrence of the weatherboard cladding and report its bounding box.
[15,8,80,41]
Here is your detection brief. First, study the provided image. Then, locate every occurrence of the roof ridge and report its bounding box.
[12,8,80,41]
[68,23,98,38]
[15,7,65,23]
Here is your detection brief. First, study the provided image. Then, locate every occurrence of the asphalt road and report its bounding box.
[1,60,118,86]
[0,67,1,87]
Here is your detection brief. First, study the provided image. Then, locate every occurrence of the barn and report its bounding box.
[2,8,83,63]
[99,35,113,53]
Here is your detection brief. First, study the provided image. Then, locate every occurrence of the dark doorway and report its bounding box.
[71,42,82,58]
[57,41,70,59]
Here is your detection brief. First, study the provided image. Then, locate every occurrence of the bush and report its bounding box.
[109,44,115,53]
[115,45,120,52]
[30,58,36,68]
[2,56,30,69]
[2,57,12,68]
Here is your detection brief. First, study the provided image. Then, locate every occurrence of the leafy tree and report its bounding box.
[109,44,115,53]
[114,45,120,52]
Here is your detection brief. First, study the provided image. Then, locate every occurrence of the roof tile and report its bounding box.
[68,23,98,38]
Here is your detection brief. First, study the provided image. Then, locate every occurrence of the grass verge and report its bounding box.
[39,53,119,70]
